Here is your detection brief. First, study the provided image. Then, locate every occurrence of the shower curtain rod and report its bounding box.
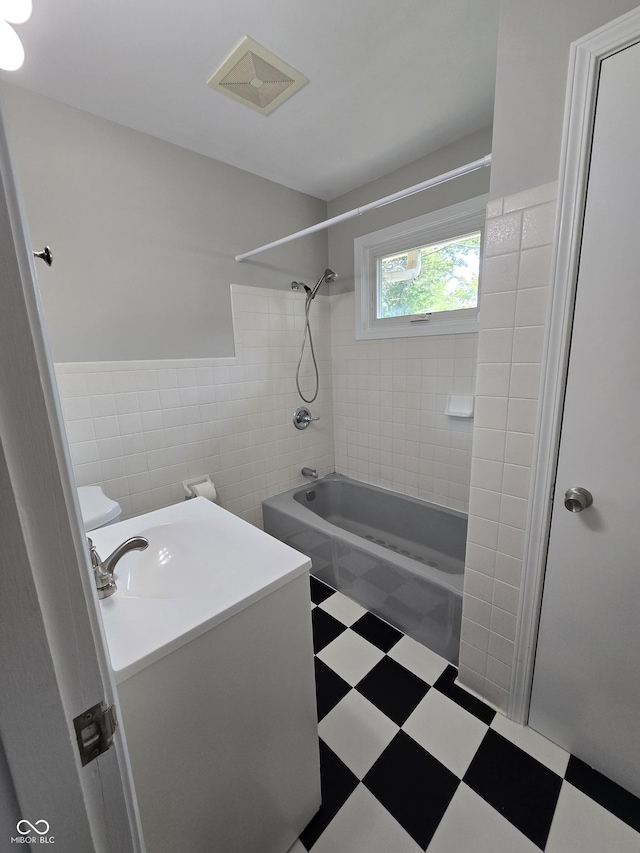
[235,154,491,262]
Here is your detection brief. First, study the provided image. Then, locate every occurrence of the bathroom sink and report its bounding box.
[89,497,312,683]
[117,519,243,599]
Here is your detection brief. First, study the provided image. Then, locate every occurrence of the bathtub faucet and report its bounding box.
[301,467,318,479]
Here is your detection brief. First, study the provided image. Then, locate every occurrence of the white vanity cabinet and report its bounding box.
[91,499,320,853]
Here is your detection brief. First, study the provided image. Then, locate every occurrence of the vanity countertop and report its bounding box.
[90,497,311,683]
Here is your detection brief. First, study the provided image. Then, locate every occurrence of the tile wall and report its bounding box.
[330,294,477,513]
[55,285,334,527]
[457,182,558,712]
[56,190,556,718]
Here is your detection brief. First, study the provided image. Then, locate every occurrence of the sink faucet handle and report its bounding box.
[87,536,101,570]
[86,536,116,599]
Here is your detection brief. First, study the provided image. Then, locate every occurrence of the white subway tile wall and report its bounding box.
[457,182,557,713]
[330,292,477,512]
[55,285,333,527]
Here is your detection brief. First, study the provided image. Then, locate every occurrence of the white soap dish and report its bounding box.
[445,395,474,418]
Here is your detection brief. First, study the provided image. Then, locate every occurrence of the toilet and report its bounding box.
[77,485,122,532]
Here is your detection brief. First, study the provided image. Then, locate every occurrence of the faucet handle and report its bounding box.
[87,537,100,569]
[293,406,320,430]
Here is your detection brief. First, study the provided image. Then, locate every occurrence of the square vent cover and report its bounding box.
[207,35,308,116]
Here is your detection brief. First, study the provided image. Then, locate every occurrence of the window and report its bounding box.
[355,195,487,339]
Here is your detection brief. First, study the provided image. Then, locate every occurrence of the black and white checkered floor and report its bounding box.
[287,577,640,853]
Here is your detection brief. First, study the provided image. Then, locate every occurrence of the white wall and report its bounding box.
[2,85,328,362]
[327,127,492,294]
[490,0,640,198]
[56,286,333,527]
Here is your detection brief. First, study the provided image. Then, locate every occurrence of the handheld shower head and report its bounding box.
[293,267,339,404]
[309,268,338,299]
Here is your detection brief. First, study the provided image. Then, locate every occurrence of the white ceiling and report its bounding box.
[4,0,501,201]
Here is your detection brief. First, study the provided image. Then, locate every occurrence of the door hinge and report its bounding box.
[73,701,118,766]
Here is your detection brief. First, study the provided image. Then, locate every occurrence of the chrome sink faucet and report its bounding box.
[87,535,149,599]
[301,467,318,479]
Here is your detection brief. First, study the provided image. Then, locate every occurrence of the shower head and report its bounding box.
[292,269,338,299]
[309,268,338,299]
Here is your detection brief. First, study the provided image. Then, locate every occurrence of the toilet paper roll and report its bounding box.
[191,481,217,502]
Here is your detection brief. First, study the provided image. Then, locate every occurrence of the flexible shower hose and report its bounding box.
[295,292,319,403]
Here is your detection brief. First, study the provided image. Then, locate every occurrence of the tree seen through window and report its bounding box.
[377,231,481,319]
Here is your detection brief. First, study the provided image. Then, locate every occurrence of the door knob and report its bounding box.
[33,246,53,266]
[564,487,593,513]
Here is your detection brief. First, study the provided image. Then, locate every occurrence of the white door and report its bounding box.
[528,40,640,799]
[0,94,144,850]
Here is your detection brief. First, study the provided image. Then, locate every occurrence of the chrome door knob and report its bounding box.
[33,245,53,266]
[564,487,593,513]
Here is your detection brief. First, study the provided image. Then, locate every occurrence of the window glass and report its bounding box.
[377,231,481,319]
[354,195,487,340]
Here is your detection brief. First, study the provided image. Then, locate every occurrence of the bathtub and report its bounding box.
[262,474,466,663]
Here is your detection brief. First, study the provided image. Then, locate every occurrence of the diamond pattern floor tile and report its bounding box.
[434,665,496,725]
[491,713,570,777]
[356,656,429,726]
[310,576,336,605]
[318,690,398,779]
[314,657,351,722]
[311,785,423,853]
[463,729,563,849]
[403,688,489,778]
[298,577,640,852]
[363,731,460,849]
[312,607,347,653]
[545,782,640,853]
[387,633,449,684]
[350,611,403,652]
[316,629,385,686]
[299,739,358,851]
[428,783,541,853]
[318,591,367,626]
[564,756,640,834]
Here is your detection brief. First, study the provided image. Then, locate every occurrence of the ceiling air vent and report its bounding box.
[207,35,308,116]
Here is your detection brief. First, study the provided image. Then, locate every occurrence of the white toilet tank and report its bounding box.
[77,486,121,531]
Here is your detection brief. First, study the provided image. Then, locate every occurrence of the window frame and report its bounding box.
[354,194,488,340]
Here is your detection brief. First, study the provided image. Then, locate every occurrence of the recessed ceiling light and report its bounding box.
[207,35,308,116]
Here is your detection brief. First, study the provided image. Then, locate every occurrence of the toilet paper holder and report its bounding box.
[183,475,217,502]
